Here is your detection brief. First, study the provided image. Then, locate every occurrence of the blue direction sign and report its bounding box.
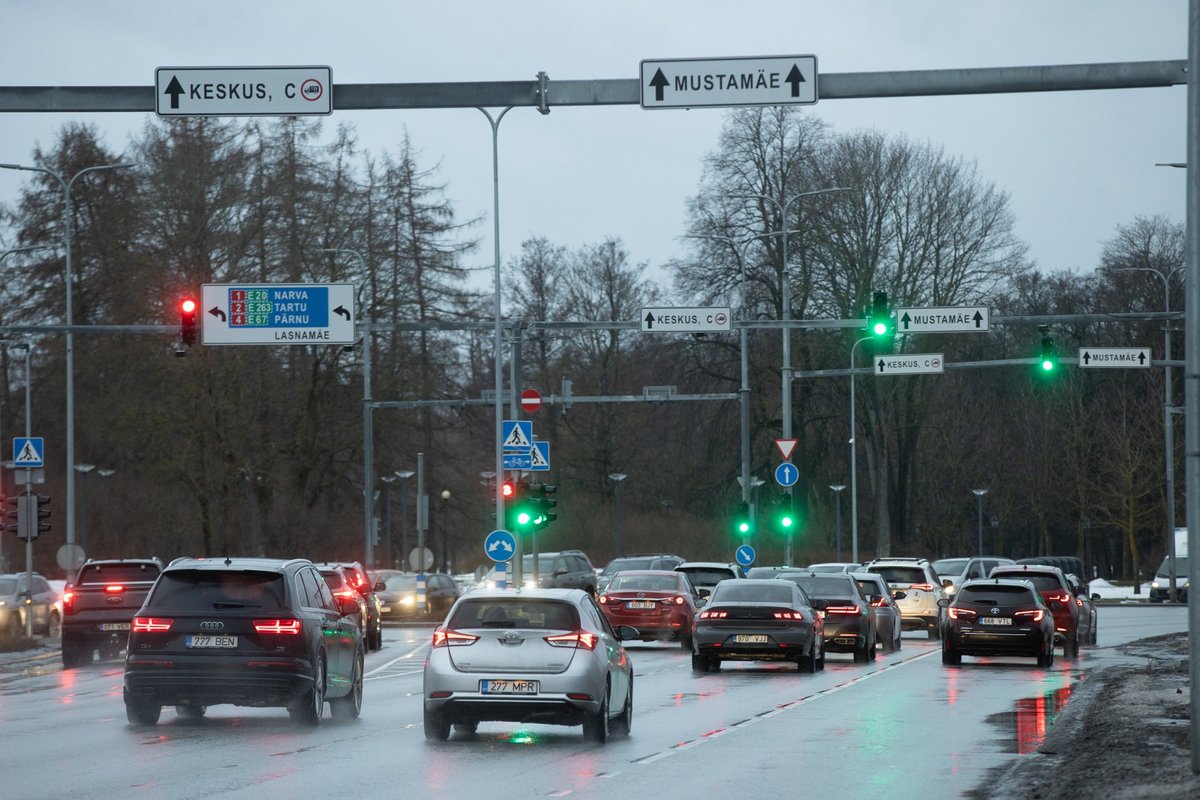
[13,437,44,468]
[200,283,355,345]
[484,530,517,563]
[775,462,799,488]
[735,544,756,567]
[501,419,533,451]
[503,452,533,470]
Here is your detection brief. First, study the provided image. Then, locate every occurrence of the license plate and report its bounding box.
[186,635,239,648]
[627,601,656,609]
[100,622,131,631]
[980,617,1012,626]
[380,606,392,613]
[734,634,769,643]
[480,679,539,695]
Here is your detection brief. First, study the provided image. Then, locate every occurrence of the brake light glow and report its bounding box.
[947,607,977,620]
[824,606,860,615]
[1014,609,1045,622]
[1046,593,1071,603]
[104,584,125,593]
[334,589,358,600]
[598,595,610,604]
[699,610,727,619]
[772,611,804,620]
[870,597,889,607]
[432,629,479,648]
[544,631,598,650]
[673,595,686,605]
[1075,597,1083,607]
[62,590,76,611]
[909,583,934,591]
[253,619,302,635]
[132,617,174,633]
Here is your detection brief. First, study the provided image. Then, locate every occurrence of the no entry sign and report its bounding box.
[520,389,542,413]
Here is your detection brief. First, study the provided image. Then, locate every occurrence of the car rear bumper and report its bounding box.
[693,626,814,660]
[601,610,690,638]
[62,621,132,646]
[947,626,1047,657]
[124,654,314,707]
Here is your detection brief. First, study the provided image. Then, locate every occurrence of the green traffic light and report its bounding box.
[737,521,750,534]
[872,321,888,336]
[1041,358,1055,371]
[780,515,793,528]
[516,510,531,526]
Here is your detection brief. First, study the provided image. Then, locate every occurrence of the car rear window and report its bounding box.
[990,572,1063,592]
[77,562,161,584]
[603,558,655,575]
[320,571,349,590]
[449,599,579,630]
[710,583,794,604]
[854,578,886,598]
[146,570,286,610]
[779,574,856,600]
[932,558,971,577]
[868,566,928,585]
[383,575,418,591]
[609,574,679,592]
[957,584,1036,603]
[0,578,16,595]
[678,568,734,586]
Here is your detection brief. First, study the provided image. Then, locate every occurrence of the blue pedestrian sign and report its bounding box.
[735,544,756,567]
[775,462,798,487]
[484,529,517,563]
[530,440,551,471]
[13,437,44,468]
[501,420,533,451]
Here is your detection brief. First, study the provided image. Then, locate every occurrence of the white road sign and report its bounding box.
[200,283,355,345]
[1077,347,1152,368]
[641,306,732,333]
[895,306,990,333]
[875,354,945,376]
[640,55,817,109]
[156,66,333,116]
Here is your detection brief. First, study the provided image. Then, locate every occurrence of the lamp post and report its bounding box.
[395,469,414,570]
[380,475,397,569]
[608,473,627,557]
[990,514,1000,555]
[972,489,989,556]
[440,490,452,572]
[848,335,873,563]
[1115,264,1185,602]
[0,160,138,554]
[829,484,846,561]
[74,463,96,552]
[96,468,116,557]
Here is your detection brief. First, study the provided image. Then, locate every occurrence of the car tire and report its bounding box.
[1063,634,1079,659]
[853,635,869,664]
[582,683,610,743]
[941,640,961,666]
[452,721,479,736]
[289,652,326,726]
[175,705,207,718]
[679,633,694,651]
[613,678,633,736]
[424,708,451,741]
[799,641,817,673]
[816,638,826,671]
[126,698,162,726]
[331,648,364,722]
[868,631,878,661]
[100,646,121,661]
[1090,621,1098,646]
[61,637,92,669]
[927,623,941,640]
[44,611,62,639]
[691,653,711,673]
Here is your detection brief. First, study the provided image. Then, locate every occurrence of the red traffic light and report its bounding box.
[180,296,199,346]
[181,297,197,314]
[501,481,515,498]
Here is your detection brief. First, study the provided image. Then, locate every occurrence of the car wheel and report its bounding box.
[1037,644,1052,668]
[941,640,961,666]
[816,638,826,671]
[927,623,941,640]
[853,637,869,664]
[1090,621,1098,646]
[679,633,694,651]
[424,708,451,741]
[799,641,817,673]
[126,698,162,726]
[868,632,878,661]
[175,705,207,718]
[582,683,610,743]
[289,652,325,726]
[1063,634,1079,659]
[452,721,479,736]
[100,646,121,661]
[691,652,711,673]
[613,678,633,736]
[61,637,92,669]
[45,611,62,639]
[331,648,364,721]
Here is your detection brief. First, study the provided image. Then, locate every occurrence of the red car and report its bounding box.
[598,570,702,649]
[989,564,1082,657]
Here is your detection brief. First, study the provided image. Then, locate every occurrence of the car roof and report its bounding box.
[676,562,738,569]
[991,564,1065,577]
[849,571,887,582]
[608,569,684,577]
[456,588,586,602]
[958,577,1040,592]
[165,556,307,572]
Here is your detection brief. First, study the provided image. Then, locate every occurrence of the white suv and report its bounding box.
[864,558,946,639]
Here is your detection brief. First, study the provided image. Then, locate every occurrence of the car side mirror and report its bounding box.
[337,596,361,617]
[616,625,640,641]
[937,598,950,608]
[695,596,707,608]
[374,581,386,592]
[892,591,907,600]
[810,598,828,611]
[1091,593,1101,601]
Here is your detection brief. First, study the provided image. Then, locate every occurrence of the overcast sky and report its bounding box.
[0,1,1186,299]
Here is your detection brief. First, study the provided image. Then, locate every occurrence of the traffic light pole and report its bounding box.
[848,336,872,564]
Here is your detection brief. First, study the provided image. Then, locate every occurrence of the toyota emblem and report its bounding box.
[200,621,225,631]
[990,608,1000,615]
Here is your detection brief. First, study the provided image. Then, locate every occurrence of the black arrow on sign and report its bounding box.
[333,305,350,321]
[644,311,656,329]
[1082,351,1091,365]
[164,76,184,109]
[1139,351,1147,365]
[649,69,669,102]
[900,312,911,330]
[877,358,886,373]
[785,64,806,97]
[208,306,226,322]
[973,310,984,328]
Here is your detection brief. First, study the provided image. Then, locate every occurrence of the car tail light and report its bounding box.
[1075,597,1083,607]
[334,589,358,600]
[132,617,174,633]
[545,631,598,650]
[772,611,804,620]
[909,583,934,591]
[62,590,76,614]
[598,595,610,604]
[253,619,302,635]
[672,595,686,605]
[824,606,860,615]
[699,610,727,619]
[947,607,976,620]
[1046,593,1071,604]
[432,629,479,648]
[870,597,889,607]
[1015,609,1045,622]
[104,584,125,593]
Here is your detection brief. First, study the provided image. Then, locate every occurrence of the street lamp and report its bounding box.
[971,489,989,556]
[74,463,96,552]
[608,473,627,557]
[440,489,451,572]
[829,484,846,561]
[1,160,138,555]
[395,469,415,570]
[380,475,397,569]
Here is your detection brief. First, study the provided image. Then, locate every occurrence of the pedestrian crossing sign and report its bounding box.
[13,437,45,468]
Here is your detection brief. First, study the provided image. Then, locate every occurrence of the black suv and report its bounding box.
[123,557,365,726]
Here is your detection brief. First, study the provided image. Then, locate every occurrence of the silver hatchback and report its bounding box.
[423,588,637,742]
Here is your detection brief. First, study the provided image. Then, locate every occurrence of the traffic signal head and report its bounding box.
[1038,326,1056,373]
[776,492,794,531]
[180,296,199,346]
[502,479,516,500]
[540,484,557,527]
[868,291,893,338]
[734,501,752,536]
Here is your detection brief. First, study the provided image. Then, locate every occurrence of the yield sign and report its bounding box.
[774,438,798,461]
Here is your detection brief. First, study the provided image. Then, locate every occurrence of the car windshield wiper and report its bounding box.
[212,601,262,608]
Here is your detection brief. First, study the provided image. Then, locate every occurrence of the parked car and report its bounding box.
[62,558,164,666]
[597,554,685,593]
[598,570,701,649]
[316,565,369,636]
[123,557,365,726]
[988,564,1082,657]
[318,561,382,651]
[864,557,947,639]
[777,571,877,662]
[691,579,823,673]
[0,572,60,637]
[376,572,460,621]
[937,557,1016,596]
[479,551,598,594]
[1149,555,1190,603]
[939,577,1056,667]
[422,588,637,742]
[674,562,745,598]
[851,571,903,653]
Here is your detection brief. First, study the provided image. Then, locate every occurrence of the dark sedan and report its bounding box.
[778,571,877,662]
[691,579,823,673]
[376,572,459,621]
[939,578,1056,667]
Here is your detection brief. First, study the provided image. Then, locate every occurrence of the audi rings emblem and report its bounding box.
[200,621,225,631]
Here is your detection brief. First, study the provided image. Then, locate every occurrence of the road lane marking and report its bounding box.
[365,641,429,678]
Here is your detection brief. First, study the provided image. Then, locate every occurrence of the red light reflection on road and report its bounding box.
[1015,686,1073,754]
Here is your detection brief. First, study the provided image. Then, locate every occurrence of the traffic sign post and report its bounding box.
[774,438,798,462]
[895,306,990,333]
[775,462,799,488]
[641,307,731,333]
[200,283,355,345]
[1077,347,1152,368]
[520,389,542,413]
[641,56,818,109]
[155,66,333,116]
[484,530,517,563]
[735,544,756,568]
[12,437,44,468]
[874,354,945,376]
